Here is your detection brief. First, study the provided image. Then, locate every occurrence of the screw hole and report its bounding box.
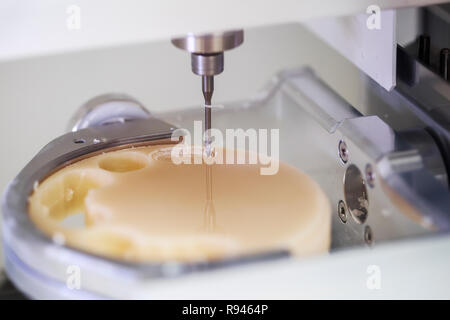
[73,138,86,144]
[338,140,349,164]
[365,164,375,188]
[338,200,347,223]
[364,226,373,245]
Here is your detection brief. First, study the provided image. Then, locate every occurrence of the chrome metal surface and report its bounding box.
[68,93,151,132]
[191,53,224,76]
[344,164,369,225]
[171,30,244,54]
[397,129,448,187]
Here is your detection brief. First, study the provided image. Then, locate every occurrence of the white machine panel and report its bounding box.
[305,10,397,91]
[0,0,445,62]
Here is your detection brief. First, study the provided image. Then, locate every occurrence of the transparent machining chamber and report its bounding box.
[2,67,449,299]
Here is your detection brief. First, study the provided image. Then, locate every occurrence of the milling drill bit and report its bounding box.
[171,30,244,155]
[202,75,214,155]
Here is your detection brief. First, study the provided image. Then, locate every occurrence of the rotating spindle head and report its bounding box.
[171,30,244,106]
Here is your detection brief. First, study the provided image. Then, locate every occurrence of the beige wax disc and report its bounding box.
[28,144,331,262]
